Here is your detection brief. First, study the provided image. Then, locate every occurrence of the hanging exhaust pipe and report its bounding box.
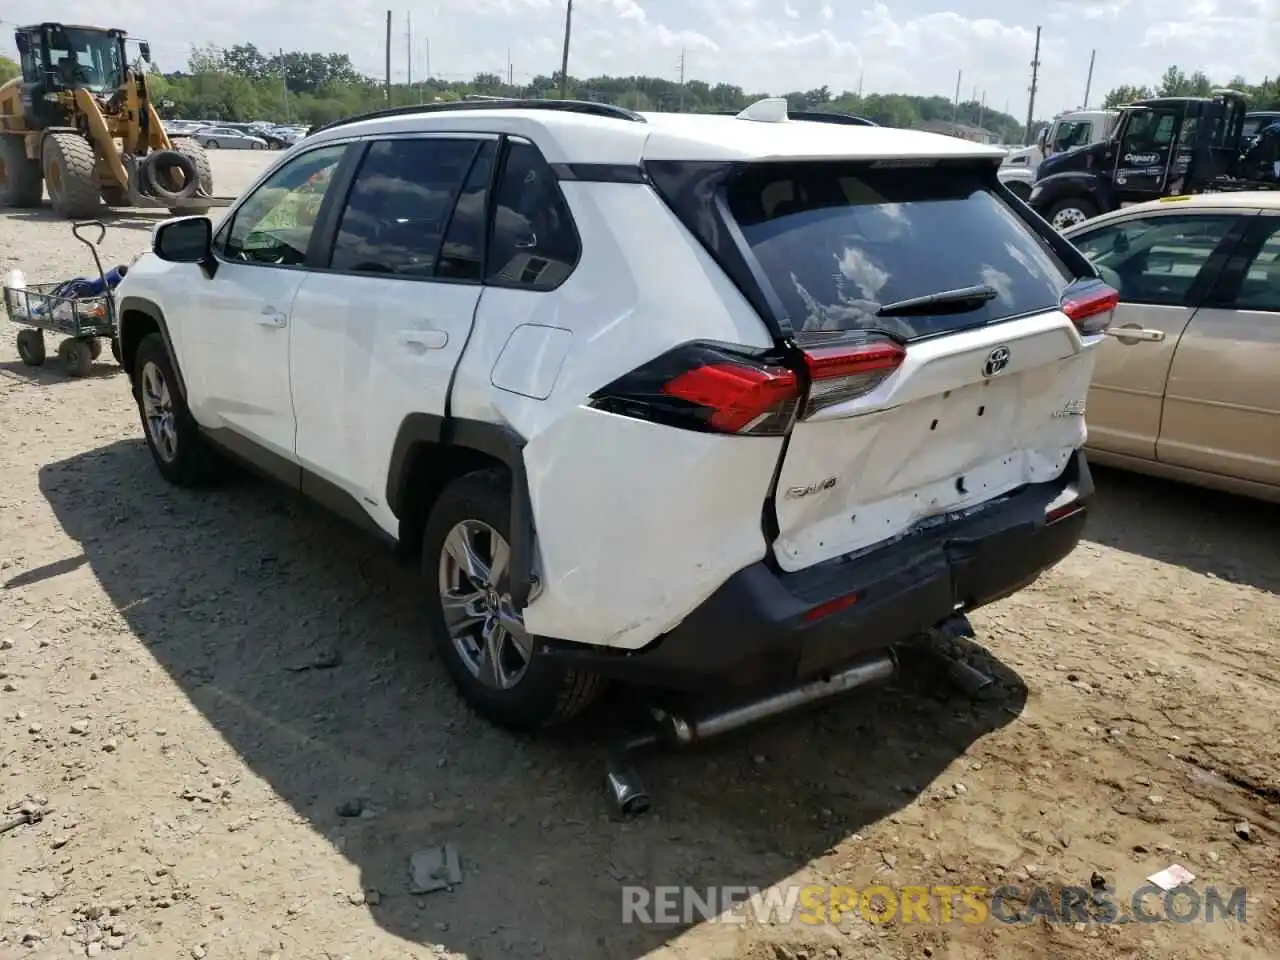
[605,651,897,816]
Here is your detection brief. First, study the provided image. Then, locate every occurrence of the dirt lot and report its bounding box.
[1,151,1278,960]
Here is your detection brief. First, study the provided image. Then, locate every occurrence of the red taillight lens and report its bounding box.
[590,342,801,436]
[662,363,799,433]
[1061,279,1119,336]
[800,340,906,417]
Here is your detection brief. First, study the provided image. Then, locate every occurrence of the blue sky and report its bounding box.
[5,0,1276,119]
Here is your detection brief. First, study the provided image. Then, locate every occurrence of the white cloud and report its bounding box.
[5,0,1274,120]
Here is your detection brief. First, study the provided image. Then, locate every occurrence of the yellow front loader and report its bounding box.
[0,22,232,218]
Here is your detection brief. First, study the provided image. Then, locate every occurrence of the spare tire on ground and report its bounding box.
[140,150,200,203]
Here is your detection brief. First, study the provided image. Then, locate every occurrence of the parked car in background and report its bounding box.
[193,127,268,150]
[1062,192,1280,502]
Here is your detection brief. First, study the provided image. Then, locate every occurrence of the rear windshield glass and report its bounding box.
[725,161,1073,341]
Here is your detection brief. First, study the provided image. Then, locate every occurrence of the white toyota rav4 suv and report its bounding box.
[115,97,1113,732]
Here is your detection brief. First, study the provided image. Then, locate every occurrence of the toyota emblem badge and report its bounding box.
[983,346,1011,377]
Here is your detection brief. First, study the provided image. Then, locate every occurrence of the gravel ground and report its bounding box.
[1,151,1278,960]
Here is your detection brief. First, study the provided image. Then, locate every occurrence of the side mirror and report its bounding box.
[139,42,152,63]
[153,217,212,264]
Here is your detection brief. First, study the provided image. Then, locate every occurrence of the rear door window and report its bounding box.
[725,161,1073,341]
[329,137,480,277]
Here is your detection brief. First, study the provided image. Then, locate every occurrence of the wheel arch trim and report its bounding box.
[117,296,188,397]
[387,413,539,609]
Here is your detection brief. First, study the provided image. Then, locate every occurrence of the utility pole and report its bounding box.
[406,12,413,93]
[507,47,513,88]
[384,10,392,103]
[279,48,289,121]
[678,48,686,112]
[952,69,962,122]
[1082,49,1096,109]
[1025,25,1041,143]
[978,90,986,132]
[857,71,863,99]
[558,0,572,99]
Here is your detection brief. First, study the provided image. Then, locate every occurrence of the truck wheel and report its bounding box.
[0,135,43,208]
[167,138,213,215]
[1047,197,1098,231]
[42,132,101,218]
[422,469,604,731]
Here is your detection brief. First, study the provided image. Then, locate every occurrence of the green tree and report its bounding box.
[0,54,20,84]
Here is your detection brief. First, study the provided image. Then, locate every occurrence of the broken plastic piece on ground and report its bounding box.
[409,843,462,893]
[1146,864,1195,891]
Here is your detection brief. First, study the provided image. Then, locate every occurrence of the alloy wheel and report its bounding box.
[438,519,533,691]
[140,361,178,462]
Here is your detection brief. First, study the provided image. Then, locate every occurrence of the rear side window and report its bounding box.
[725,161,1073,341]
[329,138,480,277]
[485,140,580,290]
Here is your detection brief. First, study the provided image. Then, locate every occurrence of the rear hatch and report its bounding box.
[723,159,1108,573]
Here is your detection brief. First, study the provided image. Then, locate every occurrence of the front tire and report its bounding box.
[132,333,221,486]
[42,132,101,218]
[422,469,603,731]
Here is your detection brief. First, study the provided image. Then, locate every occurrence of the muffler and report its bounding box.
[605,651,897,816]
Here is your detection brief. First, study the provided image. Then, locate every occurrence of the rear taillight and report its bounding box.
[589,338,907,436]
[590,343,801,436]
[1061,278,1119,336]
[801,340,906,417]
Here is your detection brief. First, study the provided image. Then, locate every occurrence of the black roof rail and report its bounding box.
[787,110,878,127]
[308,98,646,137]
[705,108,877,127]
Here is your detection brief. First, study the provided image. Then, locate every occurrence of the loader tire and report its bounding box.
[42,133,101,219]
[0,135,43,208]
[167,138,213,215]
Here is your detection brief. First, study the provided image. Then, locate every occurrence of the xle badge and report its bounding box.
[786,477,838,499]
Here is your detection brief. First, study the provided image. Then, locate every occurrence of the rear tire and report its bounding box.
[1047,197,1098,231]
[132,333,221,487]
[42,132,101,218]
[422,469,603,731]
[15,329,46,366]
[0,135,43,208]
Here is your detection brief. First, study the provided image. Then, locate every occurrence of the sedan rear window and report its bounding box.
[725,160,1073,341]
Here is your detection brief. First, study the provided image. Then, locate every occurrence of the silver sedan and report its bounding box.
[193,127,268,150]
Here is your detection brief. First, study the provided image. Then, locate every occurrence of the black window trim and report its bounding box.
[1203,211,1280,311]
[1070,209,1256,309]
[312,132,498,286]
[434,139,501,285]
[210,138,361,274]
[481,134,584,293]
